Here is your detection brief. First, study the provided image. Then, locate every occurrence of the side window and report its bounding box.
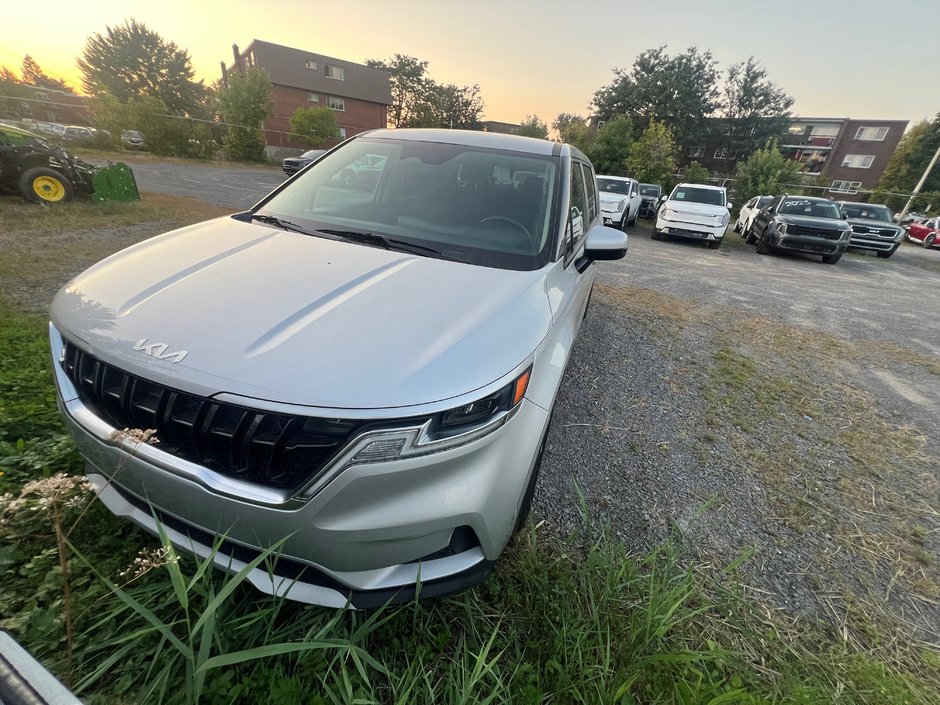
[565,162,587,262]
[580,163,597,224]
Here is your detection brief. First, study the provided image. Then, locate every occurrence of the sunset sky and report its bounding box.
[2,0,936,127]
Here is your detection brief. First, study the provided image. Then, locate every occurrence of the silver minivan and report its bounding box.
[50,129,627,607]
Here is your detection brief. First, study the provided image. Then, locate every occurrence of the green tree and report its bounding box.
[514,115,548,139]
[77,19,206,114]
[429,83,485,129]
[289,107,338,148]
[366,54,431,128]
[684,161,710,184]
[20,55,72,92]
[588,115,634,174]
[553,113,595,154]
[625,120,678,187]
[216,67,275,161]
[877,115,940,196]
[734,140,803,203]
[592,47,720,144]
[719,57,794,162]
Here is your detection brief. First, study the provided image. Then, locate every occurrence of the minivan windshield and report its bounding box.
[597,178,631,195]
[840,203,892,222]
[670,186,725,206]
[258,137,559,270]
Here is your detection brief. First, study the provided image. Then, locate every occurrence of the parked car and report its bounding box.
[282,148,326,176]
[836,202,905,258]
[895,211,927,226]
[49,128,628,608]
[748,195,851,264]
[638,183,662,219]
[907,217,940,249]
[733,195,773,235]
[652,182,730,249]
[121,130,146,150]
[597,175,641,229]
[63,125,96,143]
[33,121,66,138]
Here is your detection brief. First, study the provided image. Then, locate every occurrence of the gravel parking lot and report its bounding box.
[6,160,937,640]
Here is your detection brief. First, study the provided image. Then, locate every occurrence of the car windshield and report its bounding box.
[756,196,772,208]
[640,185,660,196]
[778,198,841,219]
[670,186,725,206]
[840,203,892,222]
[597,178,631,195]
[258,137,559,271]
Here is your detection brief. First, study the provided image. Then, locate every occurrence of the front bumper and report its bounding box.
[51,329,549,608]
[765,230,847,255]
[848,234,901,253]
[601,209,625,226]
[654,216,726,242]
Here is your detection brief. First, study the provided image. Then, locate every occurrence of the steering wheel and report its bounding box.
[479,215,537,251]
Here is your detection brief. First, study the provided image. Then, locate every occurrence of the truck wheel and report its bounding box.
[19,167,74,204]
[745,225,757,244]
[755,230,771,254]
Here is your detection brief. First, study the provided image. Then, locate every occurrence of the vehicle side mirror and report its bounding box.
[841,212,848,220]
[584,225,628,261]
[727,202,733,210]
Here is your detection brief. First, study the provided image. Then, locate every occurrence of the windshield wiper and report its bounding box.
[250,213,314,235]
[315,228,454,260]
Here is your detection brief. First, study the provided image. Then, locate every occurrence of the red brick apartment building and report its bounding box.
[226,40,392,154]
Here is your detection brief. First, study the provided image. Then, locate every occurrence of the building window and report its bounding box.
[307,93,319,102]
[787,124,805,135]
[325,65,345,81]
[855,126,888,141]
[326,96,345,111]
[305,60,317,70]
[810,124,840,137]
[842,154,874,169]
[338,127,347,139]
[714,146,730,159]
[686,146,704,158]
[245,51,254,68]
[829,180,862,194]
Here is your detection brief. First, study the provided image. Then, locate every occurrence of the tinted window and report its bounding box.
[840,203,892,222]
[670,186,726,206]
[778,198,841,219]
[639,184,661,197]
[757,196,773,208]
[260,137,558,271]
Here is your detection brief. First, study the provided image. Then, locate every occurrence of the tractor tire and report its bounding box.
[19,167,74,204]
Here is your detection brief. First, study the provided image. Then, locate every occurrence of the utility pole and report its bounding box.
[897,143,940,221]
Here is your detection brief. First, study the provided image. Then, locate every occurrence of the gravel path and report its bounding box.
[536,221,940,639]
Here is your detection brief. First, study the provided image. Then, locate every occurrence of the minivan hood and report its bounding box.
[51,218,553,409]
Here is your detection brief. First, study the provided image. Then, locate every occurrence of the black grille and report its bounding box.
[785,224,844,240]
[61,341,377,491]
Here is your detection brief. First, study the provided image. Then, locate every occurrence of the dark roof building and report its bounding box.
[226,40,392,153]
[480,120,521,135]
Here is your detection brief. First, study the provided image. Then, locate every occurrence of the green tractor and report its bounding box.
[0,123,139,204]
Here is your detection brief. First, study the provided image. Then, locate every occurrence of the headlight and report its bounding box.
[775,221,788,235]
[661,208,674,220]
[617,198,627,212]
[719,212,730,227]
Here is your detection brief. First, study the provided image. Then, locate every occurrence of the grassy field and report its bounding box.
[0,199,938,704]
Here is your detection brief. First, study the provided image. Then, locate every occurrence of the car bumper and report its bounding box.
[654,218,725,242]
[601,210,626,226]
[52,342,549,607]
[765,231,847,255]
[847,235,901,253]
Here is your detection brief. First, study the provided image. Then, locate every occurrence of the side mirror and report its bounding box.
[727,202,733,210]
[841,212,849,220]
[585,225,628,261]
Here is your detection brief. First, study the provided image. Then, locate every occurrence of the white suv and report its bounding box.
[653,183,731,249]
